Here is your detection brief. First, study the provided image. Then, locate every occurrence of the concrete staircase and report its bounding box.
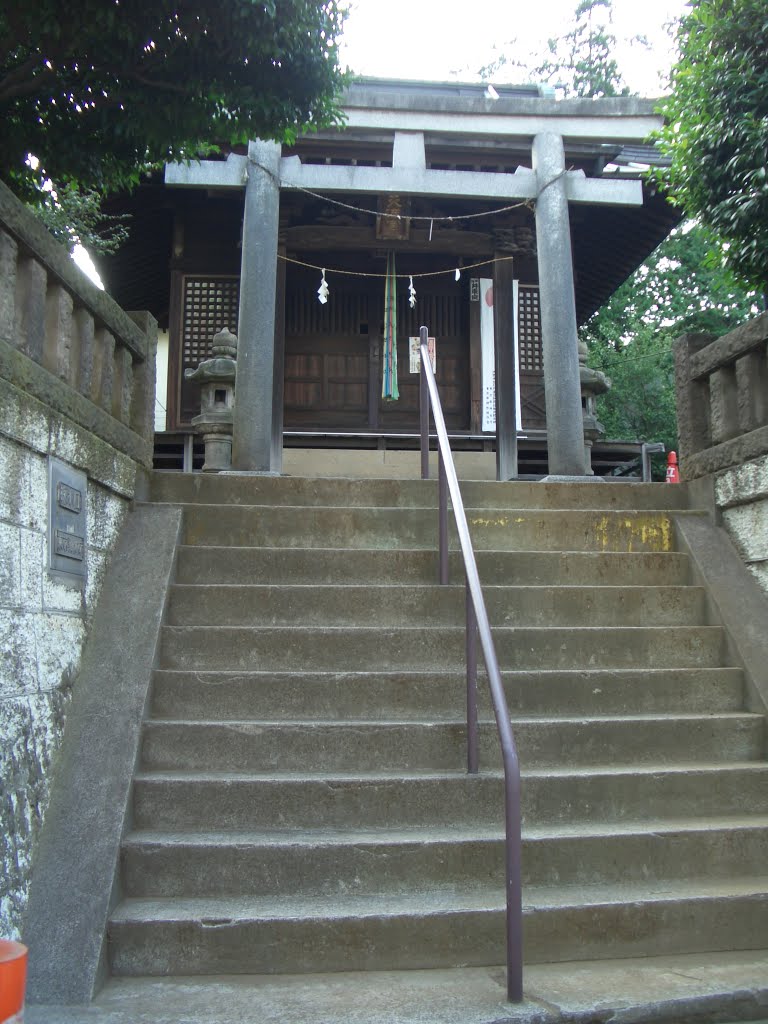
[108,474,768,982]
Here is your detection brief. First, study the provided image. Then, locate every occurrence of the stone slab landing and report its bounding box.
[26,951,768,1024]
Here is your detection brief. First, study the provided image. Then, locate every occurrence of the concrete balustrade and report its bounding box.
[675,313,768,592]
[675,314,768,477]
[0,180,156,461]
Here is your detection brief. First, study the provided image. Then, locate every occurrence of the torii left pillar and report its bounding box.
[232,139,282,473]
[533,132,587,478]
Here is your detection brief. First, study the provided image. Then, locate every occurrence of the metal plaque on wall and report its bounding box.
[48,457,87,584]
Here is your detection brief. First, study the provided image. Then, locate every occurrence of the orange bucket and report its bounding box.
[0,941,27,1023]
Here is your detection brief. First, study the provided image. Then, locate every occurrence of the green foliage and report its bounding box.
[29,182,130,255]
[589,329,678,474]
[583,223,759,472]
[655,0,768,291]
[534,0,630,97]
[584,223,759,350]
[0,0,349,199]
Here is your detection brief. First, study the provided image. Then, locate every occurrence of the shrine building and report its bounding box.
[99,78,679,478]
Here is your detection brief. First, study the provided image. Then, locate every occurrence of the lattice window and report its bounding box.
[181,276,240,368]
[518,286,543,371]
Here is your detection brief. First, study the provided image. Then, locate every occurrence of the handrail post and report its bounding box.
[505,784,524,1002]
[420,325,430,480]
[438,451,449,585]
[466,576,479,774]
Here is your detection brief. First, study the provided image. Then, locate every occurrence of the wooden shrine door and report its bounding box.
[377,280,469,432]
[284,273,470,433]
[284,276,373,429]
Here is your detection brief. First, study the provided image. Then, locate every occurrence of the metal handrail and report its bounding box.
[418,325,523,1003]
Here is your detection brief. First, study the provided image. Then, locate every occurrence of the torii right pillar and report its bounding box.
[533,132,588,479]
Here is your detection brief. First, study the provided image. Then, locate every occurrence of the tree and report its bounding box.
[588,328,678,470]
[584,222,759,350]
[655,0,768,292]
[30,181,130,256]
[533,0,630,97]
[476,0,633,98]
[0,0,348,200]
[583,222,759,473]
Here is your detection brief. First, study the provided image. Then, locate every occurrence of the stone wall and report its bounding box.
[714,454,768,594]
[0,181,156,938]
[675,314,768,594]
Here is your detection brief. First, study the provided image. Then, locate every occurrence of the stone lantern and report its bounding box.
[578,339,611,476]
[184,327,238,472]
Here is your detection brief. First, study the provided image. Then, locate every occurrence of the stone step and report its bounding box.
[108,878,768,976]
[181,505,681,552]
[140,714,764,773]
[148,474,692,511]
[175,546,693,587]
[132,764,768,831]
[166,583,706,628]
[114,477,768,1001]
[120,818,768,898]
[158,625,726,673]
[150,667,746,721]
[28,950,768,1024]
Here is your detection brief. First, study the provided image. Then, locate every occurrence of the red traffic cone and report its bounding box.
[666,451,680,483]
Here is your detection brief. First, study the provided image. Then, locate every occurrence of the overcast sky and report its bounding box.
[340,0,688,97]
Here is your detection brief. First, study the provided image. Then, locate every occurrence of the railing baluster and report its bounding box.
[438,451,448,585]
[466,576,479,775]
[418,324,523,1004]
[505,769,524,1002]
[420,352,429,480]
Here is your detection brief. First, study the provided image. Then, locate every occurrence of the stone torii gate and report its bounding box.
[166,94,660,479]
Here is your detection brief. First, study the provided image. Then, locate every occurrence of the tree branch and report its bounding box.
[0,56,51,103]
[121,69,191,96]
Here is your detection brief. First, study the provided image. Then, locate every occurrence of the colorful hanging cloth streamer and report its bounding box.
[382,251,399,400]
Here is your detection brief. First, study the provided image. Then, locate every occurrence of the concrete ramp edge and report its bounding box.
[673,512,768,717]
